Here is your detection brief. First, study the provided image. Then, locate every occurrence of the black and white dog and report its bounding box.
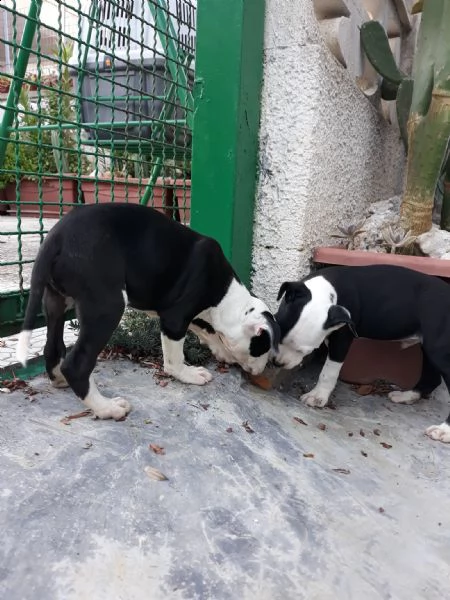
[274,264,450,444]
[16,203,279,420]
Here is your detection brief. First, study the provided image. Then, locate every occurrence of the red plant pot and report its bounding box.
[313,246,450,388]
[81,177,191,224]
[5,176,80,218]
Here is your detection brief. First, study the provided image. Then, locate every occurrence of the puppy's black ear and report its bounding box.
[262,311,281,352]
[324,305,358,337]
[277,282,307,303]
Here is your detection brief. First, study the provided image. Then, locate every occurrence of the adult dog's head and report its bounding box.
[216,282,281,375]
[273,274,355,369]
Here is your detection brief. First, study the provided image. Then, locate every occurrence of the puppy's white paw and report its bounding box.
[175,365,213,385]
[94,397,131,421]
[425,422,450,443]
[389,390,421,405]
[301,389,329,408]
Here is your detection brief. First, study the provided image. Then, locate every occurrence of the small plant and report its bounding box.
[70,311,212,366]
[381,223,417,254]
[331,219,366,250]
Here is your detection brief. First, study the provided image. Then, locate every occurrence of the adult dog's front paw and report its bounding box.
[171,365,213,385]
[301,388,329,408]
[93,397,131,420]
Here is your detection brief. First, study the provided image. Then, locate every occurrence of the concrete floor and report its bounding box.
[1,356,450,600]
[0,216,57,293]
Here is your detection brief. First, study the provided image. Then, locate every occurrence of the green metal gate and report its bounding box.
[0,0,265,340]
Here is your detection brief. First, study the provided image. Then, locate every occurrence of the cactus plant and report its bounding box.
[360,21,413,148]
[361,2,450,235]
[399,0,450,235]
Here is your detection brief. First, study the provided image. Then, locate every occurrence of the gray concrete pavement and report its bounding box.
[1,356,450,600]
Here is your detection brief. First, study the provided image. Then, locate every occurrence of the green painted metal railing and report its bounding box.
[0,0,196,338]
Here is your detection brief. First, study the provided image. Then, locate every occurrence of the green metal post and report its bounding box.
[0,0,43,168]
[190,0,265,286]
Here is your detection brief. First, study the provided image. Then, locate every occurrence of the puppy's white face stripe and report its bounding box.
[286,276,337,349]
[276,276,339,369]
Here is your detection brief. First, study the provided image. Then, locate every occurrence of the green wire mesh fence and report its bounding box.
[0,0,196,336]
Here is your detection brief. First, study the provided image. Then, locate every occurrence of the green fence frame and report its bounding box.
[190,0,265,286]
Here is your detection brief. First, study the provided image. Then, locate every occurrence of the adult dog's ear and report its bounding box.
[324,305,358,337]
[277,282,307,303]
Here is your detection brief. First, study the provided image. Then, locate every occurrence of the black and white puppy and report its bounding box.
[16,203,279,420]
[274,264,450,444]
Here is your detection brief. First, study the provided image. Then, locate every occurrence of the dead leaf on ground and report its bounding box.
[303,453,315,458]
[318,423,327,431]
[83,441,93,449]
[378,507,385,513]
[149,444,165,455]
[249,374,272,390]
[1,378,27,392]
[380,442,392,449]
[199,403,210,411]
[144,466,168,481]
[355,384,374,396]
[373,428,381,436]
[348,432,354,437]
[60,409,93,425]
[361,450,368,457]
[242,420,255,434]
[226,427,233,433]
[332,468,350,475]
[293,417,308,426]
[359,429,365,437]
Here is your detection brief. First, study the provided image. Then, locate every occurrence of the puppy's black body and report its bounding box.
[17,203,278,419]
[275,265,450,443]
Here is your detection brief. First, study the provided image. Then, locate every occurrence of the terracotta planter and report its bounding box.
[313,246,450,388]
[5,176,81,218]
[81,177,191,224]
[0,188,9,215]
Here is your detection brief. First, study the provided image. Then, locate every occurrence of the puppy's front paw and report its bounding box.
[177,365,213,385]
[389,390,421,405]
[301,388,329,408]
[425,422,450,443]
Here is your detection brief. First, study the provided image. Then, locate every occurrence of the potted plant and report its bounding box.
[81,153,191,224]
[0,75,11,94]
[4,43,90,218]
[313,0,450,386]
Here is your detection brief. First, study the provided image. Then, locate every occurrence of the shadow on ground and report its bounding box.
[1,355,450,600]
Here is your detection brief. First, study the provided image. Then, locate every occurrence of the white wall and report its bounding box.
[252,0,415,309]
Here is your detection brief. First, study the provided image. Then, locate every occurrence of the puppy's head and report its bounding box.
[221,296,280,375]
[274,275,355,369]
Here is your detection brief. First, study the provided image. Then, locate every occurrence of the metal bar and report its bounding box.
[190,0,265,286]
[147,0,194,114]
[12,119,187,133]
[0,0,43,169]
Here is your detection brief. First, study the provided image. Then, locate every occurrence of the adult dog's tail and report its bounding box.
[16,233,59,366]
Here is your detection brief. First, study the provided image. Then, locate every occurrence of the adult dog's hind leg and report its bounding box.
[43,287,69,388]
[60,293,131,420]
